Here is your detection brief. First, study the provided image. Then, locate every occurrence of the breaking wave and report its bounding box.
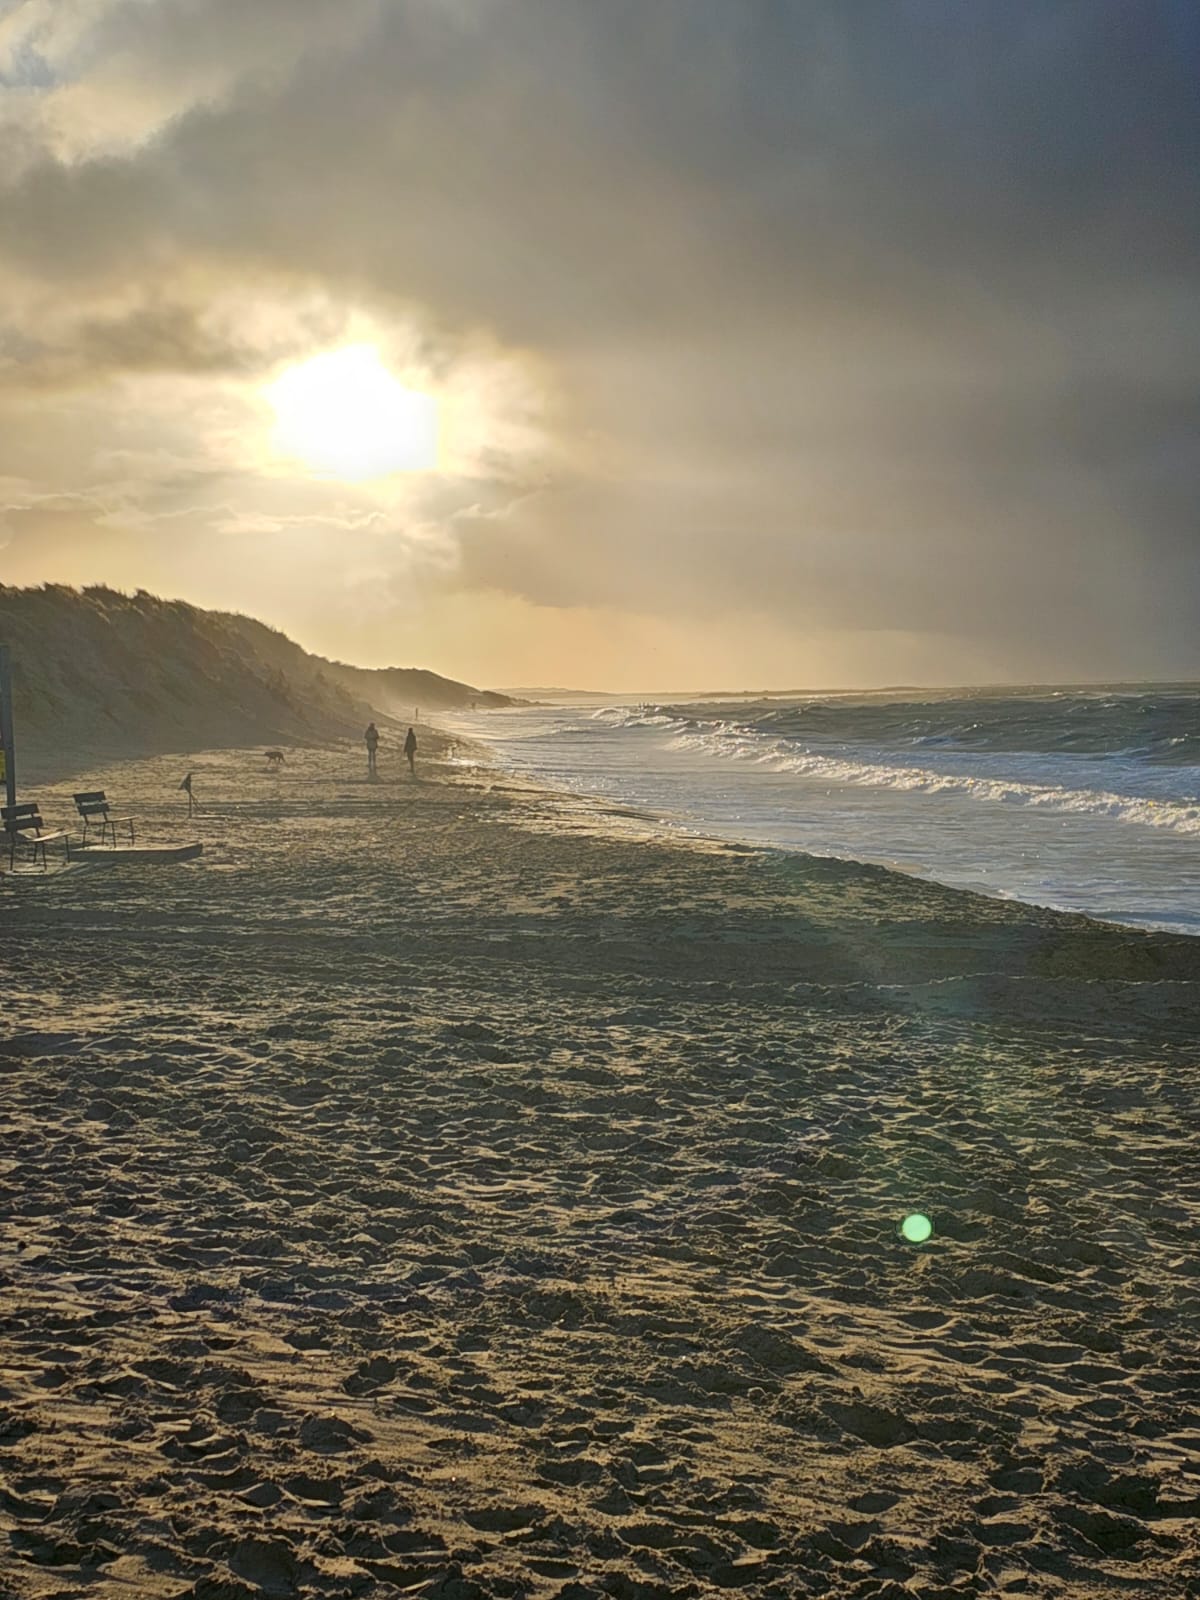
[591,689,1200,836]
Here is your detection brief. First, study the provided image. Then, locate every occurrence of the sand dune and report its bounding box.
[0,585,514,777]
[1,741,1198,1598]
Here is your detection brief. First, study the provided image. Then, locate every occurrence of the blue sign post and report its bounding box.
[0,644,15,812]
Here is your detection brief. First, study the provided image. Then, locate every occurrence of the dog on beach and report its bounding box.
[265,750,286,766]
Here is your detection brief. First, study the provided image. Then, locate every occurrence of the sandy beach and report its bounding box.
[2,737,1198,1600]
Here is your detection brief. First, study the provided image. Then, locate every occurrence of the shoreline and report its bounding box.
[2,738,1198,1597]
[447,724,1200,948]
[443,702,1200,943]
[9,724,1200,957]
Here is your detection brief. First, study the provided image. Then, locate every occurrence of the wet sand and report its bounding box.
[2,739,1199,1598]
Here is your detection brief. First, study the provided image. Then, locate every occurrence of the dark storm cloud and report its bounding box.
[10,2,1194,329]
[0,0,1197,676]
[0,303,258,390]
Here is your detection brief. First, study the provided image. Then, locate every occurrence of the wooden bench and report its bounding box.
[73,791,137,847]
[2,803,72,869]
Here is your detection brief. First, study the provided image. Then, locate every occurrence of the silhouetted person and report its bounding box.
[404,726,417,777]
[179,771,195,817]
[364,722,380,777]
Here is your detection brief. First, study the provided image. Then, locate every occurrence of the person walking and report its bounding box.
[364,721,380,777]
[404,726,417,777]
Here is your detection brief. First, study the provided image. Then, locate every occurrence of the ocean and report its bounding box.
[451,686,1200,936]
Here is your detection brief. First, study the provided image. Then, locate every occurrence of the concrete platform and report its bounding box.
[75,842,203,864]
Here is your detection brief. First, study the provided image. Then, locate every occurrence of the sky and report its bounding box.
[0,0,1197,691]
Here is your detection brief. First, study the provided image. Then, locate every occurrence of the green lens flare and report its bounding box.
[901,1212,933,1244]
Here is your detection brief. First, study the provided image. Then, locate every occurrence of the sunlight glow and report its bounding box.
[266,345,438,479]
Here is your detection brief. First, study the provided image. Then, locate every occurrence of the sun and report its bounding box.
[266,345,438,479]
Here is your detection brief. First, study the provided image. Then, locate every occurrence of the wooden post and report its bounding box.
[0,643,15,812]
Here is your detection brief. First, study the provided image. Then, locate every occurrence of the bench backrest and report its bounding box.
[2,804,44,835]
[74,791,110,818]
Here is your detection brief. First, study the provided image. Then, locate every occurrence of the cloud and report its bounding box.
[0,1,1196,684]
[0,0,387,163]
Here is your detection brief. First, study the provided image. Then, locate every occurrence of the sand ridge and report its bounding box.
[1,741,1199,1598]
